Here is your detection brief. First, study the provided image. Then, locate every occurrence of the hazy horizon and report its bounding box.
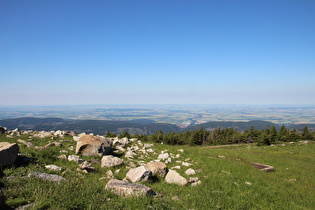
[1,1,315,106]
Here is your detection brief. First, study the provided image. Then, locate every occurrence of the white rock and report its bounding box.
[45,164,62,171]
[175,154,181,158]
[68,155,83,163]
[185,168,196,175]
[165,170,188,186]
[245,181,252,185]
[158,153,169,160]
[125,150,137,158]
[182,162,192,167]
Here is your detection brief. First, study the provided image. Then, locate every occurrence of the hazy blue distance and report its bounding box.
[1,0,315,105]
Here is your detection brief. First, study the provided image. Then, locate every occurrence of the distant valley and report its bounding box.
[1,117,314,135]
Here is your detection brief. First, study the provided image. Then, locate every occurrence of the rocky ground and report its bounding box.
[0,127,202,208]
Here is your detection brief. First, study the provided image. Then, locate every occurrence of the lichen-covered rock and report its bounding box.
[145,161,168,177]
[0,142,19,168]
[76,134,112,156]
[126,166,152,183]
[165,170,188,186]
[101,155,124,167]
[105,179,156,197]
[28,172,66,182]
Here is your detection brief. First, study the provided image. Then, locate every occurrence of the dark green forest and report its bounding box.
[115,125,315,146]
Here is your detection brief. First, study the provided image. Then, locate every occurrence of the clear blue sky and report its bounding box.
[1,0,314,105]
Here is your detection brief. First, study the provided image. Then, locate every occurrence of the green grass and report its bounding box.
[1,134,315,209]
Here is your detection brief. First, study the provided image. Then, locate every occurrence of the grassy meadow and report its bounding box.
[1,134,314,209]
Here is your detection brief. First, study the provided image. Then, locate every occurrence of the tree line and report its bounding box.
[107,125,315,146]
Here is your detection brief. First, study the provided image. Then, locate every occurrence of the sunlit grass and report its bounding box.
[1,134,314,209]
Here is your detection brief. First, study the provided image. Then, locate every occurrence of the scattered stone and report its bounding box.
[146,148,154,153]
[115,146,126,152]
[252,163,275,172]
[28,172,66,182]
[68,146,74,151]
[188,177,199,183]
[68,155,83,163]
[145,161,168,177]
[101,155,124,167]
[172,195,180,201]
[125,150,137,158]
[17,139,34,147]
[79,161,96,172]
[171,166,181,170]
[105,179,156,197]
[245,181,252,185]
[45,164,62,171]
[106,170,114,178]
[57,155,67,160]
[0,142,19,168]
[165,170,188,186]
[115,169,121,174]
[158,153,169,160]
[76,134,112,156]
[191,180,202,186]
[177,149,184,153]
[218,155,225,159]
[175,154,181,158]
[185,168,196,175]
[45,142,62,148]
[221,170,231,175]
[182,162,192,167]
[126,166,152,183]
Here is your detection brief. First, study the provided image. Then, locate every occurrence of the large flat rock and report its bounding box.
[105,179,156,197]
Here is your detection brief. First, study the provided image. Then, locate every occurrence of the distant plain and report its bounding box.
[1,104,314,125]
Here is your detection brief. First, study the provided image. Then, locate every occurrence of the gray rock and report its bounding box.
[76,134,112,156]
[0,142,19,168]
[105,179,156,197]
[101,155,124,167]
[126,166,152,183]
[165,170,188,186]
[28,172,66,182]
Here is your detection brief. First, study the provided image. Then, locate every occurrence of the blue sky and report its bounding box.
[1,0,314,105]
